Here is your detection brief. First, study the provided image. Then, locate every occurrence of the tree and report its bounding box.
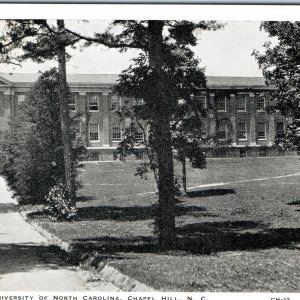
[71,20,221,249]
[0,20,82,206]
[114,49,209,196]
[0,69,84,210]
[171,96,208,195]
[253,21,300,150]
[1,19,222,249]
[115,21,221,249]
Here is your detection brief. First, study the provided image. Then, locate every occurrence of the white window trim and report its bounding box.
[237,123,247,140]
[256,97,265,111]
[198,95,207,109]
[257,122,267,140]
[89,152,99,161]
[135,126,144,141]
[217,97,227,112]
[89,95,99,112]
[217,124,228,140]
[89,123,100,142]
[237,95,247,112]
[112,123,122,141]
[68,93,76,111]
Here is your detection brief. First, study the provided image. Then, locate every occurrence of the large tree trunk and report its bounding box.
[57,19,76,206]
[148,21,176,250]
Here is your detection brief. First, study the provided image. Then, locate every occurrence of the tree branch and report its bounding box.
[63,27,142,50]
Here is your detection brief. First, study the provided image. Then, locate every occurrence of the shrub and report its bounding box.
[0,68,85,207]
[45,184,78,220]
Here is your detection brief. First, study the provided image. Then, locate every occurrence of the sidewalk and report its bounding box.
[0,177,119,291]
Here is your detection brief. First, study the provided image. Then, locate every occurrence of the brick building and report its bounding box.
[0,72,293,161]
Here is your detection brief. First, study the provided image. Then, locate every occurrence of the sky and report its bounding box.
[0,20,274,77]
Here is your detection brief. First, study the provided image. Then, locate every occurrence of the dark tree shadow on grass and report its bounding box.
[288,200,300,206]
[28,203,216,222]
[176,221,300,254]
[76,195,97,202]
[29,187,232,221]
[71,236,157,258]
[76,204,216,221]
[186,188,236,198]
[25,187,300,260]
[70,221,300,260]
[287,200,300,213]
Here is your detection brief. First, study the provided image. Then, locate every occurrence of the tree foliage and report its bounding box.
[253,21,300,150]
[91,20,222,248]
[0,20,82,205]
[0,20,80,64]
[114,48,209,195]
[0,69,85,210]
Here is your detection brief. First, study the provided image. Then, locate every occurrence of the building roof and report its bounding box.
[0,73,120,85]
[207,76,266,87]
[0,72,267,88]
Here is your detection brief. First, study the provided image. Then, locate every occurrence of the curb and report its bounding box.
[97,265,155,292]
[19,210,156,292]
[19,211,71,252]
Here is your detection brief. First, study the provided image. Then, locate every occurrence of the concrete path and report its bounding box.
[0,177,120,291]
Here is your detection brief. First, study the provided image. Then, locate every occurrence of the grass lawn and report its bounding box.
[29,156,300,292]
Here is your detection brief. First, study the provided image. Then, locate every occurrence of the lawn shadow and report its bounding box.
[71,236,158,257]
[0,243,74,276]
[288,200,300,206]
[76,195,97,203]
[77,204,216,221]
[186,188,236,198]
[177,221,300,254]
[71,221,300,257]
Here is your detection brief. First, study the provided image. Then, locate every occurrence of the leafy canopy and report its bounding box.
[253,21,300,149]
[0,69,84,204]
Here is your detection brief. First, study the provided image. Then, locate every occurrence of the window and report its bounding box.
[257,122,266,140]
[276,122,285,138]
[240,148,247,157]
[17,95,26,103]
[259,148,267,157]
[135,126,144,141]
[237,95,248,111]
[111,96,121,110]
[73,121,80,139]
[196,95,207,109]
[112,123,122,141]
[136,99,144,106]
[215,148,227,157]
[89,152,99,161]
[217,123,227,140]
[216,97,226,111]
[135,151,145,160]
[257,97,265,111]
[237,122,247,140]
[89,95,99,111]
[68,93,76,111]
[89,123,99,141]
